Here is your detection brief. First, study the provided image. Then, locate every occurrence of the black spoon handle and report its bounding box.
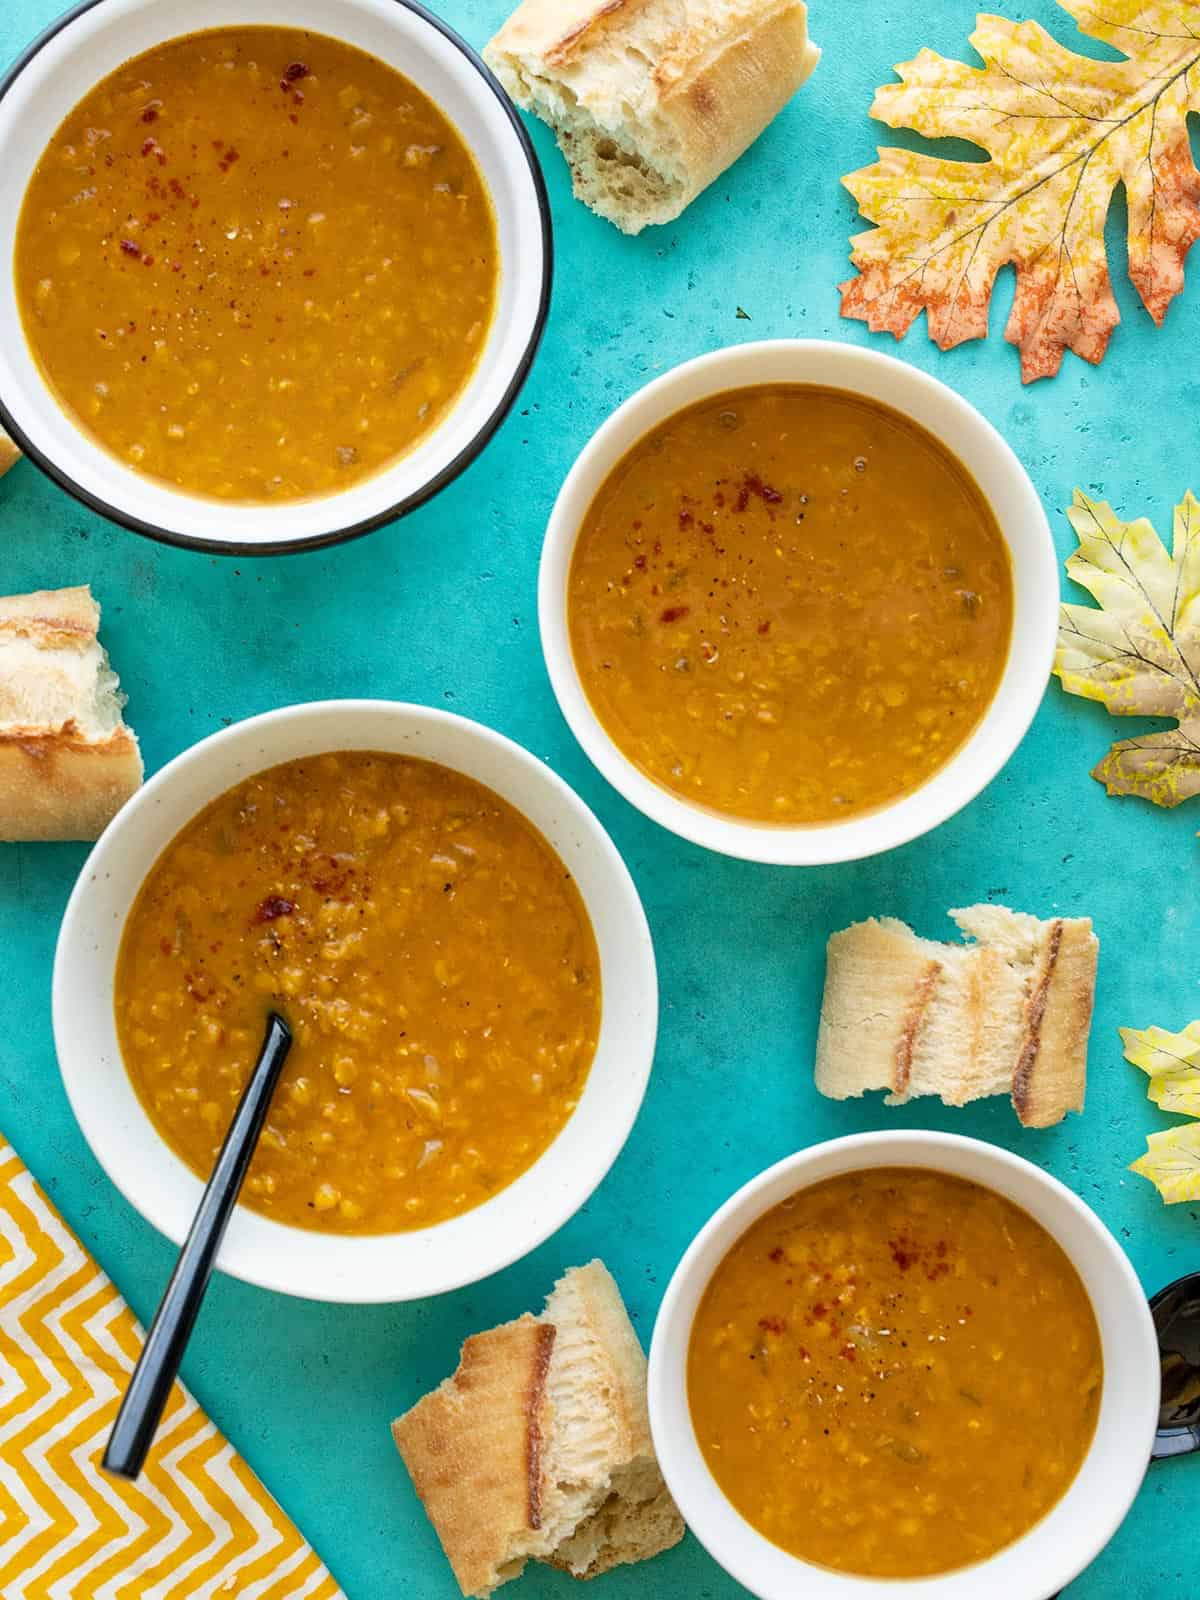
[103,1012,292,1480]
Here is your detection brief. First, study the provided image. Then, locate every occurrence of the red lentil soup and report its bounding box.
[114,752,600,1234]
[15,27,497,501]
[568,386,1013,824]
[688,1168,1101,1578]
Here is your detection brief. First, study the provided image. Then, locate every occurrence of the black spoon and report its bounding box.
[103,1011,292,1480]
[1150,1269,1200,1460]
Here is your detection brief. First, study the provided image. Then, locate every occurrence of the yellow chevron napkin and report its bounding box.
[0,1139,345,1600]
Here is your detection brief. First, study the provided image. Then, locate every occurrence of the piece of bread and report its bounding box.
[814,906,1098,1128]
[0,427,18,477]
[0,585,143,840]
[484,0,820,235]
[392,1261,684,1597]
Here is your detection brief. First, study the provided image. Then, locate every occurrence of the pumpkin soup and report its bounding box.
[688,1168,1101,1578]
[15,28,497,501]
[568,386,1013,824]
[114,751,600,1234]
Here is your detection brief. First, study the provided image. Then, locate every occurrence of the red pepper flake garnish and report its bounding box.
[768,1246,785,1263]
[254,895,296,923]
[839,1344,858,1362]
[119,238,140,257]
[159,937,173,956]
[736,473,784,512]
[678,507,693,530]
[758,619,771,635]
[660,605,689,624]
[633,554,646,570]
[141,106,159,124]
[889,1237,917,1271]
[142,255,155,267]
[758,1315,787,1335]
[168,177,185,199]
[797,1346,811,1361]
[283,60,310,81]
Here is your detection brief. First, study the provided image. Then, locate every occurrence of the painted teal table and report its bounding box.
[1,2,1196,1595]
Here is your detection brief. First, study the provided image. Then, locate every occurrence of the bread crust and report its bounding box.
[392,1264,683,1596]
[815,908,1097,1127]
[391,1316,556,1598]
[485,0,819,233]
[0,428,18,478]
[0,584,142,841]
[1012,919,1097,1128]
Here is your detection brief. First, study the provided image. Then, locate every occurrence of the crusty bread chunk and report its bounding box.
[815,906,1098,1129]
[484,0,820,235]
[392,1261,684,1597]
[0,585,142,841]
[0,428,18,477]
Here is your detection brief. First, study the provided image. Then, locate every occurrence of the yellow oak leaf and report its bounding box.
[840,2,1200,381]
[1054,489,1200,806]
[1122,1021,1200,1115]
[1130,1124,1200,1205]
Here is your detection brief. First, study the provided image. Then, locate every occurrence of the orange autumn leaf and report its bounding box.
[839,2,1200,381]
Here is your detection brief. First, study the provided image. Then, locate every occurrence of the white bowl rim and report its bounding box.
[538,339,1059,866]
[647,1129,1160,1600]
[0,0,553,557]
[52,699,658,1302]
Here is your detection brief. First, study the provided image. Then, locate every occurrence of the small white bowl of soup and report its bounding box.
[0,0,550,553]
[539,341,1058,864]
[52,701,657,1302]
[648,1131,1159,1600]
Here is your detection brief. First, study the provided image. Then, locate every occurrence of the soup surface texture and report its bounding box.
[115,752,600,1233]
[568,386,1013,824]
[688,1168,1101,1578]
[16,27,497,501]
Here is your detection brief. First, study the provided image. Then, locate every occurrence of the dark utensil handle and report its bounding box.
[102,1012,292,1480]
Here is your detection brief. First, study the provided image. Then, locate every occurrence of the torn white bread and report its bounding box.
[814,906,1098,1129]
[0,585,143,841]
[484,0,820,234]
[391,1261,684,1597]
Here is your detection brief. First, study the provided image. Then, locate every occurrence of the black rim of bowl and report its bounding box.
[0,0,554,557]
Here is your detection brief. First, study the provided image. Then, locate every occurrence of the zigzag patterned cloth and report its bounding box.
[0,1140,346,1599]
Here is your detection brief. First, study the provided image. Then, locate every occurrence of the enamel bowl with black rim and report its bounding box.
[52,701,657,1303]
[0,0,550,554]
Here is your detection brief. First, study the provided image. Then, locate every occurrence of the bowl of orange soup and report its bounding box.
[0,0,550,552]
[539,341,1058,864]
[648,1131,1159,1600]
[52,701,656,1301]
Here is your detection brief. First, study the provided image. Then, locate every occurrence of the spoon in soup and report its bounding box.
[102,1011,292,1480]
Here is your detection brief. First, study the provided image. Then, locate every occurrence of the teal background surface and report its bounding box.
[1,0,1197,1594]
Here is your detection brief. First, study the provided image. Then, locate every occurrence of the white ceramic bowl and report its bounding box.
[52,701,657,1302]
[539,341,1058,865]
[0,0,550,554]
[648,1131,1159,1600]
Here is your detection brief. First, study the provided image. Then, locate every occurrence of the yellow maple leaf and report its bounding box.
[1130,1124,1200,1205]
[1054,489,1200,806]
[1122,1021,1200,1114]
[840,2,1200,381]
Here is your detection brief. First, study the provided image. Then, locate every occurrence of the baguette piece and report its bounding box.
[484,0,820,235]
[814,906,1098,1129]
[0,427,18,477]
[392,1261,684,1597]
[0,585,142,840]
